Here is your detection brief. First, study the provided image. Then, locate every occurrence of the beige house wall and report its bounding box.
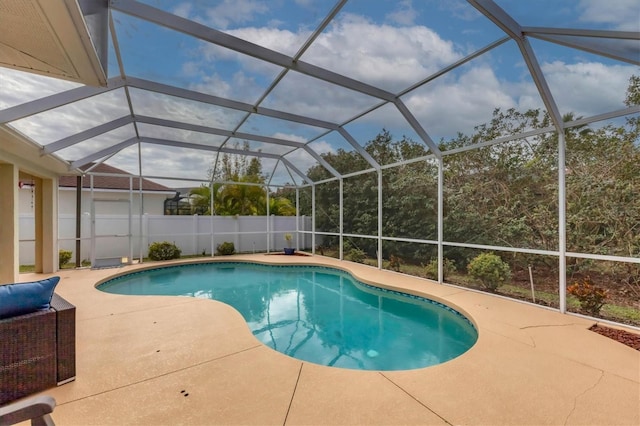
[0,126,74,280]
[0,164,19,283]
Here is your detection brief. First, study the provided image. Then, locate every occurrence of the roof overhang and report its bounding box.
[0,126,75,178]
[0,0,108,86]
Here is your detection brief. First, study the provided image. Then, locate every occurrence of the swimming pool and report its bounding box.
[98,262,477,371]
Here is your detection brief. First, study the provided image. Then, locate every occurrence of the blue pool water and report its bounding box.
[98,262,477,371]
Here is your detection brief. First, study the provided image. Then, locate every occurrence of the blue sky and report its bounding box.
[1,0,638,186]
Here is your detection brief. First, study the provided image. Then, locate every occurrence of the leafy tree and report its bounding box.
[217,178,266,215]
[625,75,640,106]
[189,142,295,216]
[255,77,638,324]
[442,108,558,256]
[287,77,640,284]
[304,130,436,258]
[189,185,215,215]
[268,196,296,216]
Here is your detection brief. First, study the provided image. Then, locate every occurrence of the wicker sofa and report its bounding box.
[0,293,76,405]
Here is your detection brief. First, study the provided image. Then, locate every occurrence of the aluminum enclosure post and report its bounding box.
[378,170,383,269]
[339,178,343,260]
[312,184,316,254]
[558,131,567,313]
[437,158,444,284]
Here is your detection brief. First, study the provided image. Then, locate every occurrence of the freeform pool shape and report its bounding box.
[98,262,477,371]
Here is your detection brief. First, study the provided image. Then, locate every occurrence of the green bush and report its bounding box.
[467,252,511,292]
[148,241,181,261]
[347,248,366,264]
[424,258,456,280]
[59,249,72,269]
[216,241,235,255]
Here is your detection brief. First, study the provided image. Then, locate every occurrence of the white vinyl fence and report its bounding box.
[18,214,314,265]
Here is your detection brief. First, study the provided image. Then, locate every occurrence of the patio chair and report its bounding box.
[0,278,76,405]
[0,395,56,426]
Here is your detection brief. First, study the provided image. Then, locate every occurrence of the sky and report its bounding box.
[1,0,638,187]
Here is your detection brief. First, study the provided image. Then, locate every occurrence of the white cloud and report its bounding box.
[436,0,482,22]
[387,0,418,26]
[271,132,308,143]
[221,26,310,57]
[56,124,137,162]
[283,146,324,175]
[402,65,519,139]
[101,144,140,176]
[129,88,245,131]
[272,140,337,181]
[393,59,636,141]
[9,89,130,145]
[541,60,636,116]
[138,143,216,181]
[204,0,269,30]
[186,69,270,104]
[188,72,233,97]
[0,68,80,110]
[578,0,640,30]
[262,71,380,123]
[190,13,463,94]
[302,13,462,92]
[169,0,271,31]
[4,6,635,180]
[171,3,192,20]
[227,13,468,124]
[305,139,335,155]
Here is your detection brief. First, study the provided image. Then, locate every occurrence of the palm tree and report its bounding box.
[189,185,212,214]
[268,197,296,216]
[218,178,266,215]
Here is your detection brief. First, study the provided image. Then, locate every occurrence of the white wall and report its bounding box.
[19,214,314,265]
[19,186,173,215]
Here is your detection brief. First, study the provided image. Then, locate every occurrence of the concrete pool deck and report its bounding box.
[15,254,640,425]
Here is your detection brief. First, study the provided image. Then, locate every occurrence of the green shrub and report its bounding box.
[216,241,235,255]
[148,241,181,261]
[425,258,456,280]
[467,252,511,292]
[59,249,72,269]
[347,248,366,264]
[568,277,608,316]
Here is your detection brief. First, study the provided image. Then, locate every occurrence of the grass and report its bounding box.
[600,304,640,324]
[342,254,640,326]
[19,265,36,273]
[19,259,92,273]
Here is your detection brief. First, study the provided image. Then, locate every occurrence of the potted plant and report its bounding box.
[283,233,295,255]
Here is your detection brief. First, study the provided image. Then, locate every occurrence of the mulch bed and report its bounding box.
[589,324,640,351]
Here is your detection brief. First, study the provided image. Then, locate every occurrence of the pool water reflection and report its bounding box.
[99,262,477,371]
